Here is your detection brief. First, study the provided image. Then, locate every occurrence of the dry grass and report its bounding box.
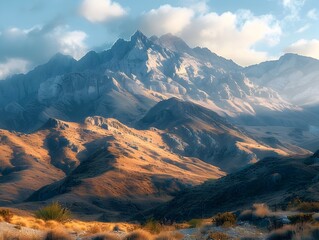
[207,232,231,240]
[1,212,138,238]
[0,209,13,223]
[45,228,73,240]
[0,231,43,240]
[252,204,270,219]
[91,233,120,240]
[154,231,184,240]
[123,229,154,240]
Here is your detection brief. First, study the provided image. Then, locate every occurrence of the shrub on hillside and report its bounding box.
[266,225,295,240]
[213,212,236,227]
[188,218,203,228]
[287,198,319,212]
[0,209,13,222]
[35,202,71,222]
[91,233,119,240]
[45,229,73,240]
[252,204,270,219]
[288,213,313,224]
[143,219,163,234]
[206,232,231,240]
[297,202,319,212]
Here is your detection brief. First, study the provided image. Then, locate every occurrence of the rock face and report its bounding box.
[148,154,319,221]
[0,31,294,132]
[245,53,319,106]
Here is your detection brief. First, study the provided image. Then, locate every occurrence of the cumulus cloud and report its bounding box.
[0,24,88,79]
[285,39,319,59]
[136,6,281,66]
[139,5,194,36]
[51,29,87,59]
[80,0,126,23]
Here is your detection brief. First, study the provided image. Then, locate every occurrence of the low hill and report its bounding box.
[148,152,319,221]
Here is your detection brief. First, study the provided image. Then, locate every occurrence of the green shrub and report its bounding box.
[288,213,313,224]
[213,212,236,227]
[188,218,203,228]
[35,202,71,222]
[0,208,13,222]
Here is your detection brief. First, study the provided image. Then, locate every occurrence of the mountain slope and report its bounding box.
[0,31,294,132]
[245,53,319,106]
[0,116,224,220]
[138,98,310,172]
[148,152,319,221]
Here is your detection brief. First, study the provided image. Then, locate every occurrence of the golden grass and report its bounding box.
[0,231,43,240]
[2,213,138,235]
[0,212,196,240]
[123,229,154,240]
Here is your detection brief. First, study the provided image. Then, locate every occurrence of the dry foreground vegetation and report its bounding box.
[2,200,319,239]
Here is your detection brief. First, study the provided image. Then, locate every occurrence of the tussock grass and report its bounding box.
[0,209,13,222]
[35,202,71,222]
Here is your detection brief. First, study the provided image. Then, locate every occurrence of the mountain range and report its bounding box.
[0,31,319,221]
[0,31,298,133]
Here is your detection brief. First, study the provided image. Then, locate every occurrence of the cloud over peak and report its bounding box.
[135,6,281,66]
[80,0,126,23]
[285,39,319,59]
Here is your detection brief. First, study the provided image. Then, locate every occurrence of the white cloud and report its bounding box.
[138,6,281,66]
[80,0,126,23]
[281,0,305,20]
[0,58,30,80]
[307,8,318,20]
[140,5,194,36]
[51,28,88,60]
[285,39,319,59]
[296,24,310,33]
[0,24,88,79]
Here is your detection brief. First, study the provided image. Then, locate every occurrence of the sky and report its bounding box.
[0,0,318,79]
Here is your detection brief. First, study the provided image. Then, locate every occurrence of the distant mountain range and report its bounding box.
[245,53,319,106]
[0,31,304,132]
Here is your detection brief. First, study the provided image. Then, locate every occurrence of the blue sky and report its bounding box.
[0,0,318,79]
